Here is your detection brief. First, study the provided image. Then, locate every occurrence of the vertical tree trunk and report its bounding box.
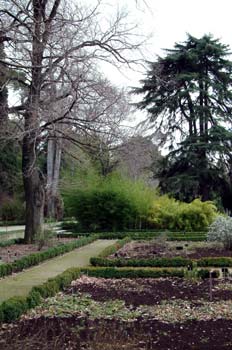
[22,123,45,243]
[46,135,62,219]
[22,0,45,243]
[0,35,8,130]
[47,137,55,217]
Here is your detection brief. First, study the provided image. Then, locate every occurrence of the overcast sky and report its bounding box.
[103,0,232,88]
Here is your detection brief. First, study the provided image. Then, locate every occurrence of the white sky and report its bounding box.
[102,0,232,88]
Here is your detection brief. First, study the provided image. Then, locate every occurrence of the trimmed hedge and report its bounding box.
[90,256,192,268]
[0,235,98,278]
[58,231,207,241]
[90,256,232,268]
[97,232,206,241]
[97,237,131,258]
[0,266,218,323]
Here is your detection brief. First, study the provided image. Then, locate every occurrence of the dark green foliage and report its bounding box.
[58,231,207,241]
[90,256,192,267]
[0,198,25,221]
[197,257,232,267]
[0,235,98,278]
[197,269,219,279]
[0,296,28,322]
[0,141,22,196]
[91,256,232,268]
[60,221,81,231]
[97,231,207,241]
[80,266,185,279]
[134,34,232,207]
[26,290,42,308]
[66,189,136,231]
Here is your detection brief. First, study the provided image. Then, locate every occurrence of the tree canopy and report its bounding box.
[134,34,232,206]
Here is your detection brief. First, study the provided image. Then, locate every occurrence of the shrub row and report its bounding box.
[0,235,98,278]
[90,256,192,268]
[58,231,207,241]
[0,267,82,323]
[0,238,24,248]
[60,220,208,235]
[0,266,217,323]
[97,237,131,258]
[97,231,206,241]
[90,256,232,268]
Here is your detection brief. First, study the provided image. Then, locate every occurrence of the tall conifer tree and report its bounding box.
[134,34,232,204]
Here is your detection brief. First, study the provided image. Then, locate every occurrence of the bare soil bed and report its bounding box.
[1,316,232,350]
[0,238,77,263]
[2,276,232,349]
[112,240,232,259]
[67,275,232,305]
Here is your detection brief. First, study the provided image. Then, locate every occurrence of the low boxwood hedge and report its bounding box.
[90,256,232,268]
[90,256,192,268]
[0,266,219,323]
[0,235,98,278]
[57,230,207,241]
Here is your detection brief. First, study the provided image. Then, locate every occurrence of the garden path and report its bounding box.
[0,239,115,302]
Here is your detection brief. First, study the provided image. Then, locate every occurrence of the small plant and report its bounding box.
[207,216,232,250]
[184,262,200,281]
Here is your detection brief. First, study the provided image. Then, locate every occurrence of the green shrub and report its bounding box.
[90,256,192,267]
[66,189,137,231]
[91,256,232,268]
[0,296,28,322]
[149,197,218,231]
[0,198,25,222]
[26,290,42,308]
[62,172,157,231]
[81,266,185,279]
[97,231,206,241]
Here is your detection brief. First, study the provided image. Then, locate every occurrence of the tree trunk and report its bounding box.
[0,35,8,130]
[47,137,55,218]
[22,126,45,243]
[46,135,62,219]
[22,0,45,243]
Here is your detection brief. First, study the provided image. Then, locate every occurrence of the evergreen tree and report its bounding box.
[134,34,232,205]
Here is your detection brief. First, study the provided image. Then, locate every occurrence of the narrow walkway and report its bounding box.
[0,225,25,233]
[0,239,115,302]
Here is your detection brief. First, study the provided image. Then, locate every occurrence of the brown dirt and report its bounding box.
[68,276,232,305]
[1,315,232,349]
[0,238,77,263]
[113,241,232,259]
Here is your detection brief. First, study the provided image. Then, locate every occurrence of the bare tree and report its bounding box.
[117,135,161,185]
[0,0,146,242]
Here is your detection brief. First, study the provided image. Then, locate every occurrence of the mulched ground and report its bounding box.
[68,276,232,305]
[0,238,77,263]
[113,241,232,259]
[1,276,232,349]
[1,315,232,349]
